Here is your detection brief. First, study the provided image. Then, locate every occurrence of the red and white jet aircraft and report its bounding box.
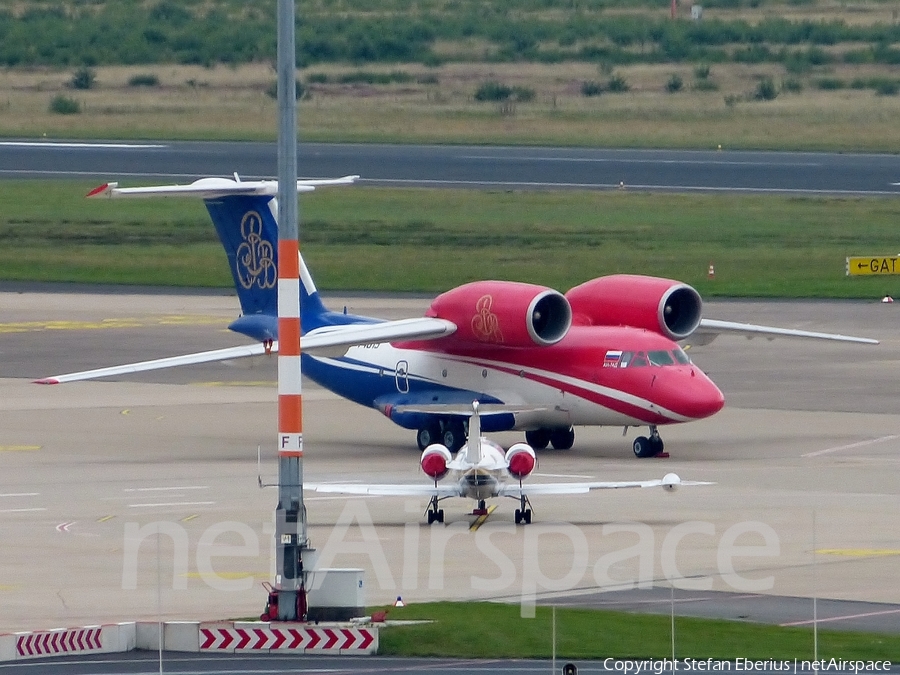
[36,176,879,458]
[308,402,711,524]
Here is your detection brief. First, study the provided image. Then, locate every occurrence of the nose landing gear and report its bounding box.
[632,425,667,458]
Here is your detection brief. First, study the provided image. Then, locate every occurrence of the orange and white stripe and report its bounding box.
[277,238,303,457]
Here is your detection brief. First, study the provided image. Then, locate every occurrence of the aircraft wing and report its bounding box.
[33,317,456,384]
[695,319,878,345]
[499,473,713,496]
[307,483,463,498]
[86,175,359,199]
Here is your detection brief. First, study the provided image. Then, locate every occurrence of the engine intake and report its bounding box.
[505,443,537,480]
[427,281,572,347]
[421,443,452,481]
[565,275,702,341]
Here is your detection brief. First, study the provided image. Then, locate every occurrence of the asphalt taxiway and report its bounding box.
[0,289,898,637]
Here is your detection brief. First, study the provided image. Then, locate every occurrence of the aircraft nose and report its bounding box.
[656,368,724,420]
[679,368,725,419]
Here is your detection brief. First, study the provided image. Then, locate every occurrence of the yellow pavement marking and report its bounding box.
[0,445,40,452]
[97,515,115,523]
[0,316,227,334]
[469,504,498,532]
[817,548,900,557]
[0,585,20,592]
[181,514,199,523]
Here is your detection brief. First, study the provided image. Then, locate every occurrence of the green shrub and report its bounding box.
[127,73,159,87]
[70,67,96,90]
[581,81,603,97]
[874,80,899,96]
[815,77,845,90]
[607,74,629,93]
[49,95,80,114]
[665,74,683,93]
[474,81,512,101]
[306,73,329,84]
[753,77,778,101]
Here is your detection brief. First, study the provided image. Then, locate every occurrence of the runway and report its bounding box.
[1,288,898,642]
[2,140,900,195]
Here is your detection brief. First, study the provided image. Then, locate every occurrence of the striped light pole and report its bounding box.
[273,0,310,621]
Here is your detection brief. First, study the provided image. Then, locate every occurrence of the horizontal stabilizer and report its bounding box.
[86,175,359,199]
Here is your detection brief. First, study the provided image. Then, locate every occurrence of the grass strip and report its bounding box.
[1,180,897,298]
[374,601,899,660]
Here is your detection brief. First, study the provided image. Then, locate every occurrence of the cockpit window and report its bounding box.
[648,350,675,366]
[673,347,691,364]
[629,351,649,367]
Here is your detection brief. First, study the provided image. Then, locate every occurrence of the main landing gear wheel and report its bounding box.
[442,420,466,452]
[549,427,575,450]
[514,482,533,524]
[632,426,665,458]
[426,494,444,524]
[525,428,551,450]
[416,423,440,451]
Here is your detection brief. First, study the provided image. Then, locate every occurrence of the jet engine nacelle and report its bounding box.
[427,281,572,347]
[565,275,703,341]
[505,442,537,480]
[421,443,453,481]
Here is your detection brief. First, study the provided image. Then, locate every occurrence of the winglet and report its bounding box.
[86,182,117,198]
[33,377,60,385]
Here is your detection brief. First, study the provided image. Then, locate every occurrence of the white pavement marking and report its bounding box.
[128,501,215,508]
[0,508,46,513]
[802,435,899,458]
[0,141,166,148]
[781,607,900,627]
[0,493,39,498]
[123,486,209,492]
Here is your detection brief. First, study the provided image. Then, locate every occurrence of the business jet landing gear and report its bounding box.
[632,426,666,458]
[426,493,444,524]
[514,486,533,525]
[525,426,575,450]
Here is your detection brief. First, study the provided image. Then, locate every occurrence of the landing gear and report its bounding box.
[549,427,575,450]
[472,499,488,516]
[632,425,665,458]
[525,428,550,450]
[441,420,466,452]
[514,484,533,524]
[426,493,444,524]
[416,423,440,450]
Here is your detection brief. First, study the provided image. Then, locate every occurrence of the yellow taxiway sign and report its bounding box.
[846,256,900,276]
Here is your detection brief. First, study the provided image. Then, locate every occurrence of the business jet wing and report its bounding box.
[33,316,456,384]
[499,472,713,496]
[694,319,878,345]
[306,483,463,498]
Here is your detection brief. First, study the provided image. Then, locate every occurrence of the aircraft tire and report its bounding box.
[549,427,575,450]
[442,421,466,452]
[515,508,522,524]
[523,509,532,524]
[633,436,658,458]
[416,424,440,451]
[525,429,551,450]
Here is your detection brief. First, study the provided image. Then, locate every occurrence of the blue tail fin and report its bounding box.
[203,193,340,338]
[204,195,279,317]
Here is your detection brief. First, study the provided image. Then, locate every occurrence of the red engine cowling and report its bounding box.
[426,281,572,347]
[421,443,453,481]
[505,443,537,480]
[565,275,702,341]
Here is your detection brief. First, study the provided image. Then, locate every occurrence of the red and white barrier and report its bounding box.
[199,622,376,654]
[3,623,136,661]
[0,619,377,661]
